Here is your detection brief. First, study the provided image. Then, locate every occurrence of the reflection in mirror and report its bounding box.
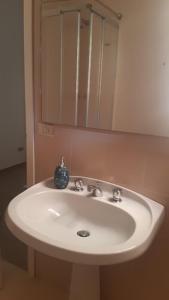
[87,13,104,129]
[41,14,61,123]
[42,10,80,126]
[98,20,118,130]
[62,11,80,126]
[41,1,119,130]
[77,9,90,127]
[86,14,119,129]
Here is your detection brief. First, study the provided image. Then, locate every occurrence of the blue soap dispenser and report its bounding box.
[54,156,69,189]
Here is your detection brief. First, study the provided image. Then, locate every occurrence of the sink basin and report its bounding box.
[6,177,164,300]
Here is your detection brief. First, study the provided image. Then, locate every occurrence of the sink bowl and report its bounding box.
[6,177,164,300]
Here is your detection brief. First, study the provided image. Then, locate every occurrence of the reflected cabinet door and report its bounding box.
[41,2,119,130]
[41,14,61,124]
[62,12,80,126]
[41,7,80,126]
[86,16,119,130]
[98,21,119,130]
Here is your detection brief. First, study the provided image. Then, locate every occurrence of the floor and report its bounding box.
[0,261,68,300]
[0,163,27,269]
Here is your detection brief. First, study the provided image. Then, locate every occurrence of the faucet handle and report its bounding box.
[74,178,84,191]
[112,187,122,202]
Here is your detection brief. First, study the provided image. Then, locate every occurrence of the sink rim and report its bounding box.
[5,177,165,265]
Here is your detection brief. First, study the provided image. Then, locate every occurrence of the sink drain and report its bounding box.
[77,230,90,238]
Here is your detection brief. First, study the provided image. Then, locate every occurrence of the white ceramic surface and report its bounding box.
[6,177,164,265]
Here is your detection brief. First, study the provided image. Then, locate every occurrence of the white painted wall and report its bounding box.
[0,0,26,170]
[104,0,169,136]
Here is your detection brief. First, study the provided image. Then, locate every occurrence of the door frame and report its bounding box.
[23,0,36,277]
[23,0,35,187]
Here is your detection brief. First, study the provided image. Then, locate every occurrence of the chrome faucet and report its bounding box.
[112,188,122,202]
[87,182,103,197]
[73,178,84,191]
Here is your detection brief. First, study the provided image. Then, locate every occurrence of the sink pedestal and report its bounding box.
[69,264,100,300]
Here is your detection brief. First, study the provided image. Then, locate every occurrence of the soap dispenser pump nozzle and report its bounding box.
[60,156,64,168]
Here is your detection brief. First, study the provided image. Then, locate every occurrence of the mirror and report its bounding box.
[40,0,169,137]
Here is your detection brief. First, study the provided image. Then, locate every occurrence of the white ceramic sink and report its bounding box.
[6,177,164,265]
[6,177,164,300]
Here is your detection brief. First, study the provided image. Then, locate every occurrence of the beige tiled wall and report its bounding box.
[35,124,169,299]
[35,125,169,203]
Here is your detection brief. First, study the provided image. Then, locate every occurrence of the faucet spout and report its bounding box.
[87,183,103,197]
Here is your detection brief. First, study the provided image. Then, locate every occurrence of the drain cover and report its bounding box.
[77,230,90,238]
